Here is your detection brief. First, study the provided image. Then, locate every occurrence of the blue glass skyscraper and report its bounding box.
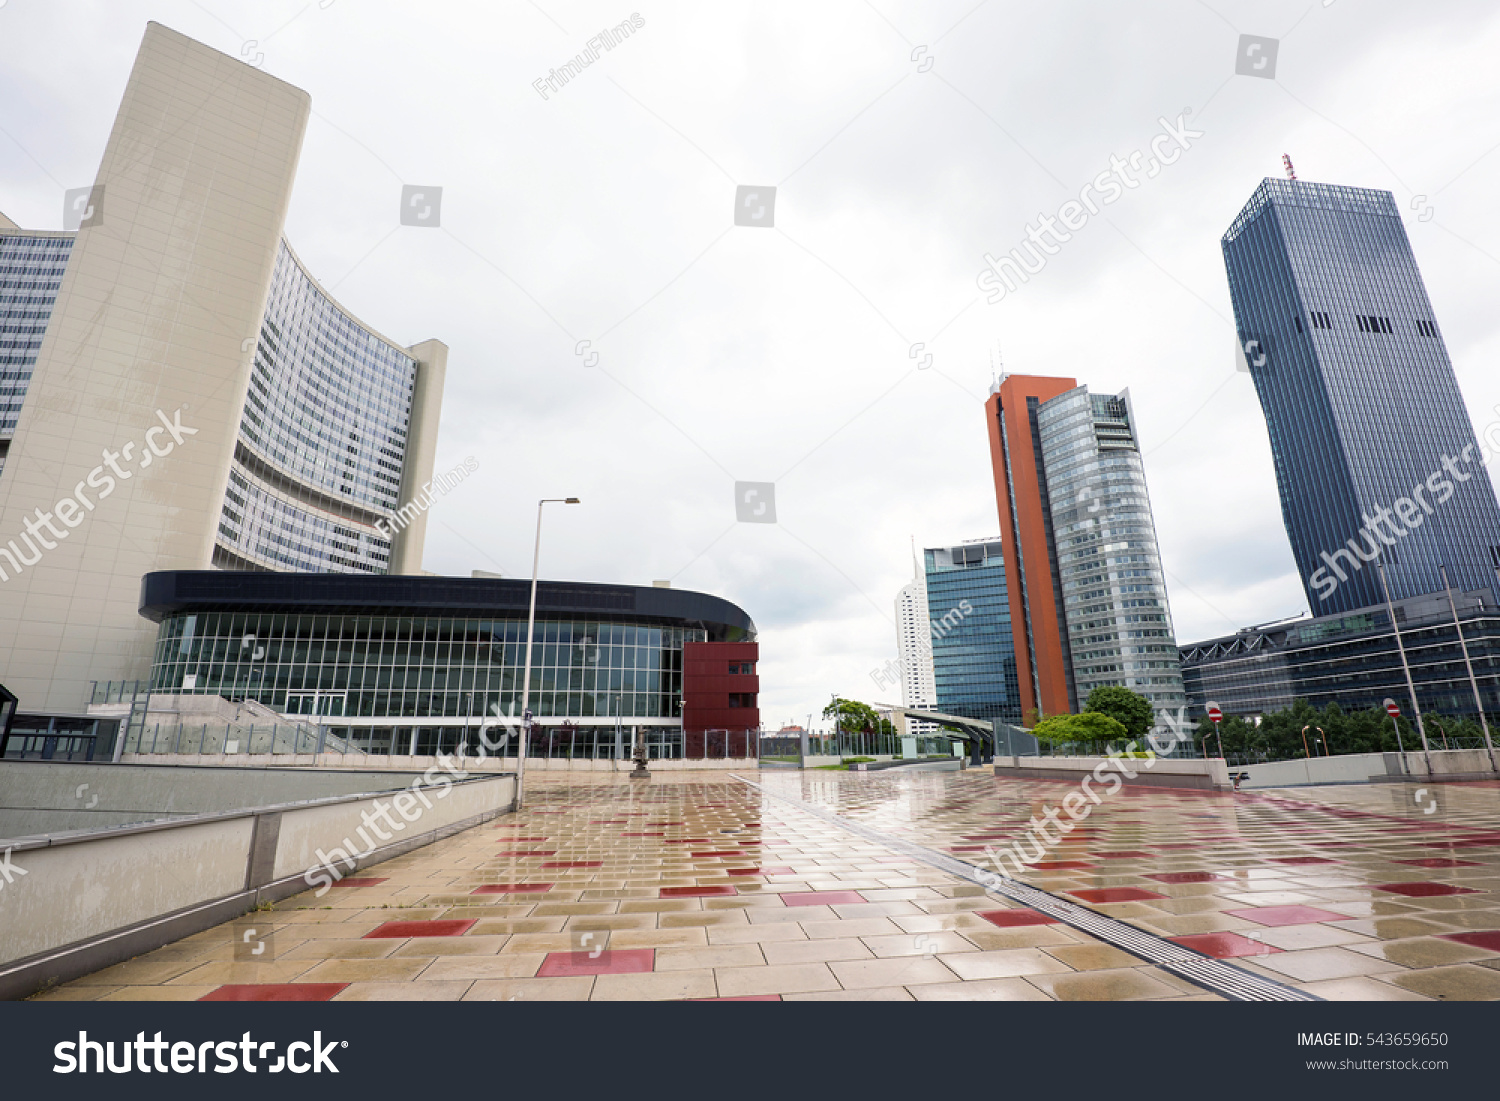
[1222,178,1500,614]
[924,540,1021,726]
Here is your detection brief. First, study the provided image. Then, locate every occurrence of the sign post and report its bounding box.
[1206,701,1225,759]
[1383,698,1407,768]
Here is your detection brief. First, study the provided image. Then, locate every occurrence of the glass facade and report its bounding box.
[0,231,73,473]
[1036,386,1186,710]
[1221,178,1500,614]
[924,541,1021,725]
[150,611,705,725]
[217,240,417,573]
[1180,590,1500,720]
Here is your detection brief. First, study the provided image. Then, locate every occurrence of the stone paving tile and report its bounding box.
[45,769,1500,1001]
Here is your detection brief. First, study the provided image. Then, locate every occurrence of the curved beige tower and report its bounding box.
[0,24,309,710]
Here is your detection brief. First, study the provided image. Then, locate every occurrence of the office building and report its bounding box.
[0,220,73,478]
[1179,587,1500,721]
[924,539,1021,726]
[0,24,445,712]
[1221,177,1500,616]
[1034,386,1186,712]
[986,375,1185,719]
[894,566,939,735]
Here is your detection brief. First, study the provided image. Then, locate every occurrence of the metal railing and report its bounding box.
[124,722,364,756]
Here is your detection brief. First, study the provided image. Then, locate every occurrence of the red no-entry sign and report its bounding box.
[1385,701,1400,718]
[1207,706,1222,723]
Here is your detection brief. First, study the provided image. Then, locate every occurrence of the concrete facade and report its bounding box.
[0,24,448,713]
[0,24,308,710]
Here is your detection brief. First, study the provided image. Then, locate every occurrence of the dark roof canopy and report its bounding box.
[140,572,756,641]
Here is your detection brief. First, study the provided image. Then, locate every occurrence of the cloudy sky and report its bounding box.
[4,0,1500,728]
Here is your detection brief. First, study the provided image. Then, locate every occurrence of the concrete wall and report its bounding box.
[993,754,1231,791]
[1238,748,1500,789]
[0,772,514,998]
[0,760,444,837]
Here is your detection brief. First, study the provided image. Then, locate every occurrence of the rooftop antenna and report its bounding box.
[1282,153,1297,180]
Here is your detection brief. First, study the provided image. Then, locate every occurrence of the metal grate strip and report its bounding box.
[732,774,1321,1003]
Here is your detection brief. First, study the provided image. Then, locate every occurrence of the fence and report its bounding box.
[120,723,766,761]
[122,722,363,757]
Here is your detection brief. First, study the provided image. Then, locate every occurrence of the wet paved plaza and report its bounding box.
[37,769,1500,1001]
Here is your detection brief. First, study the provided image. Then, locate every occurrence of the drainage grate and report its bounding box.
[732,774,1320,1003]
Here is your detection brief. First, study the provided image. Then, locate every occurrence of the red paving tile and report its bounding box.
[496,850,556,857]
[620,832,665,837]
[1170,933,1282,958]
[1026,861,1095,870]
[978,910,1059,927]
[1272,857,1335,865]
[1437,931,1500,952]
[659,885,738,898]
[200,984,348,1001]
[364,919,478,939]
[540,861,603,869]
[1375,881,1481,897]
[779,891,866,907]
[690,851,747,858]
[1068,887,1166,903]
[1224,906,1351,926]
[538,949,655,977]
[472,883,554,894]
[1146,871,1231,884]
[1394,858,1483,868]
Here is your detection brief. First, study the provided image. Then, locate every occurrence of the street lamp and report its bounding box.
[1301,724,1324,759]
[517,497,580,809]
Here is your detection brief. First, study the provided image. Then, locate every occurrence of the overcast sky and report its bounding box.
[5,0,1500,728]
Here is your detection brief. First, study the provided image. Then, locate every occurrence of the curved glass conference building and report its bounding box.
[137,571,758,755]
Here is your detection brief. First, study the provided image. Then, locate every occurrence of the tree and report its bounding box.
[1032,711,1127,751]
[822,697,896,738]
[1083,686,1154,741]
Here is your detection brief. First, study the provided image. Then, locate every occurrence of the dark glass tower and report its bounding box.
[1222,178,1500,614]
[924,540,1021,726]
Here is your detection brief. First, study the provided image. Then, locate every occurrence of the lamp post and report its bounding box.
[1301,724,1324,758]
[517,497,580,810]
[1440,564,1497,773]
[1378,562,1433,775]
